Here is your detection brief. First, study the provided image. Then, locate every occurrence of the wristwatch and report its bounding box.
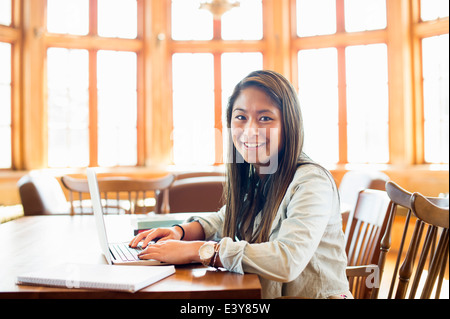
[199,242,217,267]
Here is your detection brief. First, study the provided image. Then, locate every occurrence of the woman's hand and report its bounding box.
[128,227,183,249]
[138,240,204,265]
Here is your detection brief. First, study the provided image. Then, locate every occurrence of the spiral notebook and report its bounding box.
[16,263,175,293]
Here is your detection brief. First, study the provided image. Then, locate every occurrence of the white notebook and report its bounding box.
[16,263,175,293]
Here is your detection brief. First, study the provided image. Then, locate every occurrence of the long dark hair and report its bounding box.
[223,70,308,243]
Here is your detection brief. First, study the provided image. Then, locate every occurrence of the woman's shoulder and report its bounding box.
[288,162,336,193]
[293,161,332,180]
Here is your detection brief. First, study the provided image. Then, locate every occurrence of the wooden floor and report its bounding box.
[377,251,449,299]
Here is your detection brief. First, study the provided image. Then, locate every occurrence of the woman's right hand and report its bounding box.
[128,226,183,249]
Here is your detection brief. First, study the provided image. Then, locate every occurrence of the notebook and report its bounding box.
[16,263,175,293]
[86,167,167,266]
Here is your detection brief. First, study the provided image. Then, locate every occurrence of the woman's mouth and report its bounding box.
[243,142,266,150]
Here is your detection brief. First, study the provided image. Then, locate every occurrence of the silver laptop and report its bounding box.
[86,167,166,266]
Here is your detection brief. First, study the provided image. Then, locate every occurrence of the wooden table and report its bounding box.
[0,215,261,299]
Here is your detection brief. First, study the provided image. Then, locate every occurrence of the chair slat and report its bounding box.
[61,174,175,216]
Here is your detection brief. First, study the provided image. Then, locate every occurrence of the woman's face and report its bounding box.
[230,87,284,173]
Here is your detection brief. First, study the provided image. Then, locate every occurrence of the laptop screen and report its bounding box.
[86,168,112,265]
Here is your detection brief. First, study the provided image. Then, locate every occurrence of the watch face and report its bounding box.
[200,243,215,259]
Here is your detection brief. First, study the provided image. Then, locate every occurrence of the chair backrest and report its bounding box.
[156,175,226,213]
[17,171,70,215]
[339,170,390,214]
[61,174,175,215]
[345,189,392,299]
[381,181,449,299]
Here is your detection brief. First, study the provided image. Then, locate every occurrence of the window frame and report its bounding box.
[291,0,389,165]
[411,0,449,164]
[168,0,267,165]
[0,0,21,170]
[0,0,448,171]
[43,0,145,168]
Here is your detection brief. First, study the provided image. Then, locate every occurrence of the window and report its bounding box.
[346,44,389,163]
[0,42,11,169]
[297,0,336,37]
[172,53,215,166]
[344,0,386,32]
[298,48,339,163]
[0,0,12,169]
[47,48,89,168]
[170,0,264,166]
[422,34,449,164]
[98,0,138,39]
[46,0,140,168]
[221,0,263,40]
[0,0,11,26]
[295,0,389,165]
[97,50,138,166]
[417,0,449,164]
[47,0,89,35]
[171,0,213,41]
[420,0,449,21]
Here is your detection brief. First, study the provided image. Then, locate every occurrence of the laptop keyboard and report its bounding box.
[110,242,144,262]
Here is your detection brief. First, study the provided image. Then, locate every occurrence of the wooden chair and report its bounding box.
[18,171,70,215]
[380,181,449,299]
[156,175,226,214]
[61,174,175,215]
[339,170,390,234]
[344,189,392,299]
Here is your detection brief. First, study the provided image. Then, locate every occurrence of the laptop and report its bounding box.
[86,167,167,266]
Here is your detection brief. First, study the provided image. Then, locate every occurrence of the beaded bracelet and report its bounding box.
[172,224,185,240]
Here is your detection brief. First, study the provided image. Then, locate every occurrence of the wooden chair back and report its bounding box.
[344,189,392,299]
[339,170,390,236]
[156,175,226,213]
[18,171,70,215]
[61,174,175,215]
[381,181,449,299]
[339,170,390,214]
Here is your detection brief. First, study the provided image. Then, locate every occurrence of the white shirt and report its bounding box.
[189,164,350,299]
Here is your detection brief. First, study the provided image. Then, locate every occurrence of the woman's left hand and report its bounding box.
[138,240,203,265]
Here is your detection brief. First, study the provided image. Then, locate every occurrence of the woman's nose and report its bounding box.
[243,120,260,138]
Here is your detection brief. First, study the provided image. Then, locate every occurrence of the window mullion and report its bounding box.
[337,46,348,164]
[88,0,98,166]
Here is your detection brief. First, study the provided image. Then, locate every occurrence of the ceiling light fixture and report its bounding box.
[199,0,240,20]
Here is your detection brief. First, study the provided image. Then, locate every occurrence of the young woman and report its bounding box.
[129,70,351,299]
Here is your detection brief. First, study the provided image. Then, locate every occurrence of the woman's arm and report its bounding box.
[128,221,206,248]
[177,221,206,241]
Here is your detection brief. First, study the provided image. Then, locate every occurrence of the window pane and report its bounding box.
[344,0,386,32]
[47,0,89,35]
[98,0,137,39]
[298,48,339,164]
[222,0,263,40]
[0,0,11,26]
[172,53,215,166]
[97,50,138,167]
[297,0,336,37]
[221,52,263,113]
[346,43,389,164]
[47,48,89,168]
[422,34,449,163]
[172,0,213,40]
[0,42,11,168]
[421,0,449,21]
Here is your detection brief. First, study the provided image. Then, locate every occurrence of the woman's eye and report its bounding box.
[235,115,246,120]
[260,116,273,122]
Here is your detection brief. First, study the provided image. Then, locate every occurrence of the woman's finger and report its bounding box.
[138,245,161,261]
[129,229,154,247]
